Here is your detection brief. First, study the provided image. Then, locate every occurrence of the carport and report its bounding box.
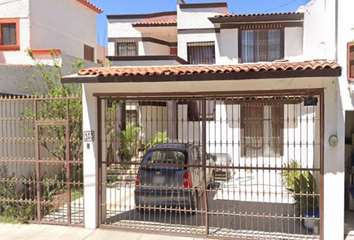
[61,60,341,240]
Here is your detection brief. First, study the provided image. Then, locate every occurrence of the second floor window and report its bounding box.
[0,19,19,50]
[117,40,137,56]
[84,44,94,62]
[241,28,281,63]
[1,23,16,45]
[187,41,215,64]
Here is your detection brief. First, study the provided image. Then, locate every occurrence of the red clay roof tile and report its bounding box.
[78,61,341,77]
[133,19,177,26]
[215,12,301,18]
[75,0,102,14]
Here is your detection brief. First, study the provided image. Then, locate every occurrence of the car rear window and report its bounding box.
[145,150,186,165]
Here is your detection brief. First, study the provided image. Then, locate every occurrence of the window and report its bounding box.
[187,99,215,121]
[117,39,137,56]
[187,41,215,64]
[0,19,19,50]
[84,44,94,62]
[241,27,281,63]
[348,42,354,81]
[241,103,283,157]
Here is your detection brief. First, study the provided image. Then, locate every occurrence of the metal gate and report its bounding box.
[0,96,84,226]
[98,90,323,240]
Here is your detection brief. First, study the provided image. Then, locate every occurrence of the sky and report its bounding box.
[89,0,310,47]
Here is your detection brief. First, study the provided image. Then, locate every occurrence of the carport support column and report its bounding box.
[82,85,99,229]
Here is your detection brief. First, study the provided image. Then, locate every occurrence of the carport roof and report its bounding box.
[61,60,341,84]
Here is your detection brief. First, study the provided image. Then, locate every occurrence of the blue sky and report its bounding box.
[89,0,310,46]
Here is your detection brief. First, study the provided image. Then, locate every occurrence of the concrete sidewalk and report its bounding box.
[1,223,208,240]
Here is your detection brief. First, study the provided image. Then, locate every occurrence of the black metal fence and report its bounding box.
[98,90,323,239]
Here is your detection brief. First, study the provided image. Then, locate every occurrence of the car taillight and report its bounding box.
[136,172,141,186]
[183,171,192,188]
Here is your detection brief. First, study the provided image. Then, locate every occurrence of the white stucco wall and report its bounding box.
[82,75,342,239]
[0,0,30,62]
[337,0,354,111]
[29,0,97,62]
[0,0,29,18]
[284,27,303,61]
[177,6,227,30]
[219,28,238,64]
[302,0,336,61]
[145,42,170,55]
[108,19,143,39]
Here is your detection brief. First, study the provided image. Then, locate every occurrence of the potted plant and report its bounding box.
[288,171,319,232]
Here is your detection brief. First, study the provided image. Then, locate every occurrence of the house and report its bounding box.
[0,0,104,95]
[61,0,352,240]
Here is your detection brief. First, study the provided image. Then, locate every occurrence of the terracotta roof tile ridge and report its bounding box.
[75,0,103,14]
[77,60,341,77]
[215,12,300,18]
[133,19,177,26]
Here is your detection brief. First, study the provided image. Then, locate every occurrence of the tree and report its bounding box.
[25,50,84,163]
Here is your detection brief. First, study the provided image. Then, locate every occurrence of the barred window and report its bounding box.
[241,28,281,63]
[241,103,283,157]
[117,39,137,56]
[187,41,215,64]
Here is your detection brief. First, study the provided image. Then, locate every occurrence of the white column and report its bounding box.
[323,79,344,240]
[82,84,98,229]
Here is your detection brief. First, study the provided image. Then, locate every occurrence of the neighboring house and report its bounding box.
[0,0,104,95]
[60,1,354,240]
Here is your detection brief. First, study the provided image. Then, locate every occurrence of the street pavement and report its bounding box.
[0,223,208,240]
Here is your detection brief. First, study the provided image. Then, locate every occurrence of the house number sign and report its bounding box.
[84,131,95,142]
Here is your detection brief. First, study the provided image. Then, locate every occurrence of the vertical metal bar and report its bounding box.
[34,99,41,222]
[66,99,72,224]
[319,91,324,240]
[98,97,102,227]
[202,97,209,235]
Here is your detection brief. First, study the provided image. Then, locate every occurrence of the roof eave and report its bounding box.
[75,0,103,14]
[133,23,177,27]
[107,11,177,20]
[61,68,341,84]
[209,13,304,24]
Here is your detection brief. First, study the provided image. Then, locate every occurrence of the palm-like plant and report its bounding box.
[288,171,319,217]
[119,123,141,162]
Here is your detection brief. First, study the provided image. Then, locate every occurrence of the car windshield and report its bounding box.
[144,150,186,165]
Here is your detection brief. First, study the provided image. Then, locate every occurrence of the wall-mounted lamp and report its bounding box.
[329,135,338,147]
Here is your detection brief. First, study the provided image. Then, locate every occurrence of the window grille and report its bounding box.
[241,26,281,63]
[187,41,215,64]
[117,39,137,56]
